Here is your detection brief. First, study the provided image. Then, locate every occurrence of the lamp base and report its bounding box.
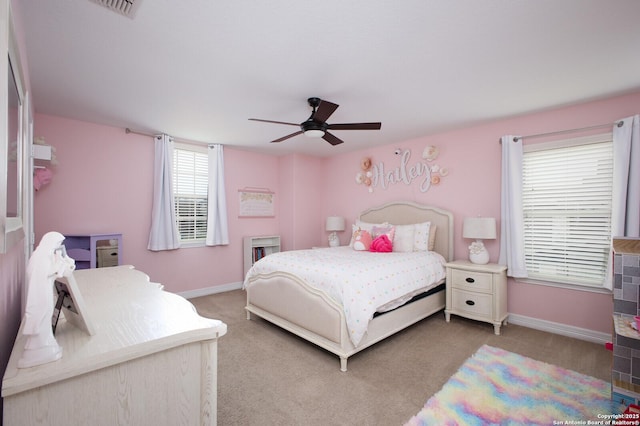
[469,251,490,265]
[468,240,490,264]
[328,232,339,247]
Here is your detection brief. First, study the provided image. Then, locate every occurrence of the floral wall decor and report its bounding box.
[355,156,375,192]
[355,146,448,193]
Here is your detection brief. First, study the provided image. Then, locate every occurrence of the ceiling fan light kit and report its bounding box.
[249,97,381,146]
[304,129,325,138]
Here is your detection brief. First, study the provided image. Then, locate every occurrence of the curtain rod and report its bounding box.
[125,127,210,147]
[499,120,624,143]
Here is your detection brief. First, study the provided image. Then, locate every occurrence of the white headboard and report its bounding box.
[358,201,454,262]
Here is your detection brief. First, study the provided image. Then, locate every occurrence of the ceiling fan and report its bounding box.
[249,97,382,146]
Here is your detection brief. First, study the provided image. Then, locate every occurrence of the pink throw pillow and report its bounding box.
[353,229,372,251]
[370,234,393,252]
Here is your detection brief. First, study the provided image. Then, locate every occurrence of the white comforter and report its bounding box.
[244,247,446,346]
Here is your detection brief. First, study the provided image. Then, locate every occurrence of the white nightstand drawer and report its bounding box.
[450,269,493,293]
[451,289,492,317]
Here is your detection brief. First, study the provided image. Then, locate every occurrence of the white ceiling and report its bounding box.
[16,0,640,157]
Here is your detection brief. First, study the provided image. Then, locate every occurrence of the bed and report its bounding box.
[244,201,454,371]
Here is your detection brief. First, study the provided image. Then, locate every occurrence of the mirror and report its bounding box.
[7,57,21,218]
[1,5,26,253]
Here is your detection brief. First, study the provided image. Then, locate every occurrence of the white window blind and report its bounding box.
[522,136,613,288]
[173,146,208,242]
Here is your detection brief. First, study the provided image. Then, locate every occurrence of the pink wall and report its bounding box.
[33,91,640,335]
[277,154,325,250]
[33,115,281,292]
[320,90,640,334]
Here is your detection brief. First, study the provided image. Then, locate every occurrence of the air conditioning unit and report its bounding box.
[89,0,143,18]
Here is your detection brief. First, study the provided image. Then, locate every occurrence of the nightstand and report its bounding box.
[445,260,508,335]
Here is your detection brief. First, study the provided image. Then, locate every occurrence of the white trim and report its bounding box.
[524,132,612,152]
[179,281,243,300]
[174,141,207,154]
[177,241,205,248]
[507,313,611,345]
[515,277,612,295]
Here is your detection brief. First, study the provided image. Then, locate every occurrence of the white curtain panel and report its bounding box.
[612,115,640,237]
[147,134,181,251]
[498,135,528,278]
[605,114,640,289]
[205,144,229,246]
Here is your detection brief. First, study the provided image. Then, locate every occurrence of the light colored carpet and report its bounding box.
[406,345,619,425]
[191,290,612,426]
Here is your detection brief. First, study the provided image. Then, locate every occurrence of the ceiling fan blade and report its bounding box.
[322,132,344,146]
[249,118,300,126]
[270,130,303,143]
[313,100,339,123]
[327,122,382,130]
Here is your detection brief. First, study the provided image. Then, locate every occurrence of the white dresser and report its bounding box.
[2,266,227,426]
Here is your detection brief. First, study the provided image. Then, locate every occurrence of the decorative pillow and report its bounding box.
[370,234,393,252]
[371,224,395,241]
[413,221,432,251]
[349,224,358,247]
[350,220,435,251]
[352,229,372,251]
[392,224,415,252]
[349,220,379,247]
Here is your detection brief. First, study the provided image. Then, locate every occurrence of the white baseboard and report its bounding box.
[507,313,612,345]
[179,281,243,300]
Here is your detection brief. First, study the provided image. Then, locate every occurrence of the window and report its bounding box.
[522,134,613,288]
[173,144,208,243]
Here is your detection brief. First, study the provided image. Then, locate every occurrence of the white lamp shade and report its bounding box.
[325,216,345,232]
[463,217,497,240]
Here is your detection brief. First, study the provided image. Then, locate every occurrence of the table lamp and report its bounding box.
[462,217,497,264]
[326,216,345,247]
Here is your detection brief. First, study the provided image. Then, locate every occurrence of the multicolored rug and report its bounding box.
[406,345,622,425]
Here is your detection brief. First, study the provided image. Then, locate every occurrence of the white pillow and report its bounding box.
[393,224,415,252]
[413,221,432,251]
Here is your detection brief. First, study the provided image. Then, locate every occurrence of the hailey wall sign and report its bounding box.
[355,146,448,193]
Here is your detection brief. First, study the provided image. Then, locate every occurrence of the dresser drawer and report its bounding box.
[450,269,493,293]
[451,289,493,318]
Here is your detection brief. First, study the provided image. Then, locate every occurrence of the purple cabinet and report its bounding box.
[64,233,122,269]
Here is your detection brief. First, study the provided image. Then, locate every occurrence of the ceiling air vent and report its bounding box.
[90,0,143,18]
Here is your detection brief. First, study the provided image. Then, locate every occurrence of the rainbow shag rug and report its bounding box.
[406,345,622,425]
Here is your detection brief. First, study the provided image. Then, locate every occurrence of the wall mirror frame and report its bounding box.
[1,1,27,253]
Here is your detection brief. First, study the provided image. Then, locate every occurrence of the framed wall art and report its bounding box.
[238,188,275,218]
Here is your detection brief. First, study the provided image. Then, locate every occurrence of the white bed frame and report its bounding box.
[245,201,454,371]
